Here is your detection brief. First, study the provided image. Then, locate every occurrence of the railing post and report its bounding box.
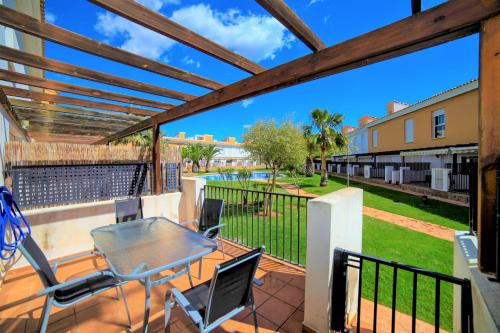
[152,120,162,195]
[303,188,363,333]
[330,248,347,331]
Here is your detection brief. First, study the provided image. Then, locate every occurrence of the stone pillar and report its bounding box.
[303,188,363,333]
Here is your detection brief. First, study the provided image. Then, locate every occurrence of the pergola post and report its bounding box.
[152,121,162,195]
[478,14,500,274]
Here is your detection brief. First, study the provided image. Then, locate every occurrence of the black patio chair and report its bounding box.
[19,234,131,333]
[182,198,225,277]
[115,197,143,223]
[164,247,264,333]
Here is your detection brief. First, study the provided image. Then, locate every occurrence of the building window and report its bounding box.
[405,118,414,143]
[432,109,445,138]
[372,129,378,147]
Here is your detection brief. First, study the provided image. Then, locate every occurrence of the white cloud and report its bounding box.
[323,15,331,23]
[138,0,180,11]
[95,12,176,59]
[308,0,324,6]
[94,2,293,63]
[182,56,201,68]
[171,4,294,62]
[45,12,56,24]
[241,99,254,108]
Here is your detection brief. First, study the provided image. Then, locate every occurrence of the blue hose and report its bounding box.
[0,186,31,260]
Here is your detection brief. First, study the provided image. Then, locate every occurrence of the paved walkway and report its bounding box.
[274,181,455,241]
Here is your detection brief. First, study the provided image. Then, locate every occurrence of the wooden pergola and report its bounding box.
[0,0,499,275]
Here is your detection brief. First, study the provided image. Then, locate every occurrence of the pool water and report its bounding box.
[201,171,282,181]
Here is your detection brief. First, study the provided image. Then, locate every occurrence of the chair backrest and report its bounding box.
[19,234,58,288]
[115,197,143,223]
[198,198,224,239]
[204,247,264,326]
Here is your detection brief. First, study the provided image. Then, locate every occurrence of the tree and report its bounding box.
[302,125,319,177]
[182,143,205,172]
[309,109,346,186]
[202,144,221,172]
[243,120,307,193]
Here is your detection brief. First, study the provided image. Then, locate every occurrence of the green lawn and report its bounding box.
[362,216,454,331]
[205,175,460,331]
[279,174,469,230]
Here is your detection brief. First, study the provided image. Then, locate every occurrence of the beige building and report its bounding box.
[333,80,478,194]
[167,132,257,169]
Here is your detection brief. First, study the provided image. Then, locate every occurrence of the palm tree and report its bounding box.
[302,125,318,177]
[202,144,221,172]
[310,108,346,186]
[182,143,205,172]
[114,129,165,147]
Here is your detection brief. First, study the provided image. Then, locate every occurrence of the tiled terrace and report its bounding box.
[0,242,306,333]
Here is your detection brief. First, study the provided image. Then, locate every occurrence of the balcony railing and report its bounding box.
[204,185,310,266]
[331,248,473,333]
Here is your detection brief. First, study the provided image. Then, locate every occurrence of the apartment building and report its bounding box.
[333,80,478,195]
[166,132,257,169]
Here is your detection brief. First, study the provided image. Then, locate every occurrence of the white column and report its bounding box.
[303,188,363,333]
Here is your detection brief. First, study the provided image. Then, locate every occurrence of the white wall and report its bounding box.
[303,188,363,333]
[453,232,500,332]
[347,127,369,155]
[0,177,207,284]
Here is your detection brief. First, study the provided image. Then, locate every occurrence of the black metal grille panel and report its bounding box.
[10,164,149,208]
[165,163,179,192]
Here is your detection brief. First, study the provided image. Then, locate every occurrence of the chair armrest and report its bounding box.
[50,250,103,273]
[202,224,225,238]
[36,270,115,296]
[171,288,203,324]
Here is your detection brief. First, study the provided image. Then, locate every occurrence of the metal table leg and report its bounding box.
[142,277,151,333]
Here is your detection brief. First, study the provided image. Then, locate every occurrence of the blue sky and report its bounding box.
[43,0,478,141]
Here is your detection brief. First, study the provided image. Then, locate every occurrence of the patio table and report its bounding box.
[91,216,217,333]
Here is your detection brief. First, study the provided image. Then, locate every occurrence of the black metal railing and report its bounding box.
[370,168,385,179]
[204,185,310,266]
[402,169,432,187]
[331,248,473,333]
[9,162,182,209]
[449,173,470,192]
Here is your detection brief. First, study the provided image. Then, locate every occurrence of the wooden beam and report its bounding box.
[10,99,145,122]
[152,120,161,194]
[2,86,159,116]
[0,69,174,110]
[0,88,29,139]
[256,0,326,51]
[28,132,103,144]
[0,4,223,90]
[100,0,500,143]
[90,0,265,75]
[478,14,500,275]
[13,108,135,128]
[0,45,196,101]
[26,122,118,135]
[412,0,422,15]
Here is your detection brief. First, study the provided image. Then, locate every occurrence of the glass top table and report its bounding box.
[91,217,217,332]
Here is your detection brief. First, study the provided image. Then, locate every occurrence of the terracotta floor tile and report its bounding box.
[0,317,27,333]
[288,275,305,290]
[253,287,272,308]
[255,274,287,296]
[274,284,304,308]
[257,297,296,328]
[279,309,303,333]
[1,247,307,333]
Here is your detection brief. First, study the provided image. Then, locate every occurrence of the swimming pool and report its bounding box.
[200,171,283,181]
